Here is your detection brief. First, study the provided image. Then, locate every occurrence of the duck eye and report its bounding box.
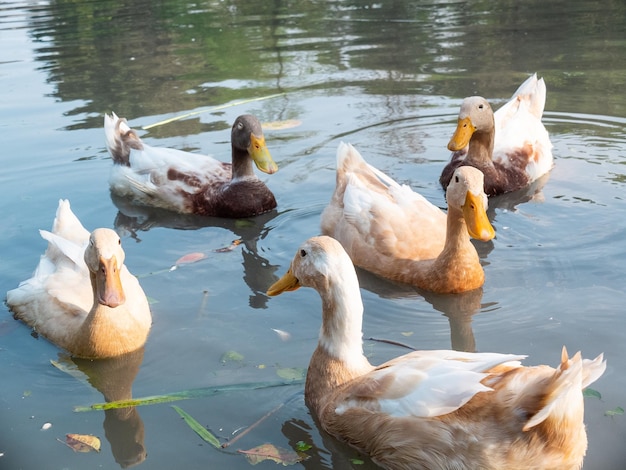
[237,121,244,130]
[300,249,307,258]
[455,175,459,183]
[478,104,483,109]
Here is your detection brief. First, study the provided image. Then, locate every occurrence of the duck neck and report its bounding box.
[467,127,494,165]
[305,274,372,412]
[418,205,483,293]
[73,274,137,358]
[318,276,367,366]
[441,205,474,256]
[231,146,255,181]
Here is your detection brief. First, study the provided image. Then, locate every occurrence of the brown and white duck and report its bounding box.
[268,235,606,470]
[105,113,278,218]
[441,73,553,196]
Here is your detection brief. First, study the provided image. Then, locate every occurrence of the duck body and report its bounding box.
[6,200,151,358]
[441,73,553,196]
[267,236,606,470]
[105,113,278,218]
[321,142,494,294]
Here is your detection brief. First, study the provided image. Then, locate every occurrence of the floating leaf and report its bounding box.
[262,119,302,131]
[239,443,304,466]
[583,388,602,399]
[400,331,414,337]
[295,441,312,452]
[41,423,52,431]
[605,406,624,417]
[272,328,291,341]
[50,358,93,386]
[175,252,207,265]
[214,239,242,253]
[350,458,365,465]
[172,406,221,448]
[235,220,256,229]
[221,350,245,364]
[276,367,306,381]
[65,434,101,453]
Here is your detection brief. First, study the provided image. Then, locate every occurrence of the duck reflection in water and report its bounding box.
[61,347,146,468]
[110,194,280,308]
[356,269,491,353]
[281,417,379,470]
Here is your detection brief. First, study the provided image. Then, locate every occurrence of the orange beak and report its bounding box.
[462,192,495,242]
[249,133,278,174]
[267,269,300,296]
[448,117,476,151]
[95,255,126,308]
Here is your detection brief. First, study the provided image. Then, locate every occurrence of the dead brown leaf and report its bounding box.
[175,252,207,265]
[238,443,305,466]
[64,433,101,453]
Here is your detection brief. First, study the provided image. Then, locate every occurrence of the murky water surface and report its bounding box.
[1,1,625,468]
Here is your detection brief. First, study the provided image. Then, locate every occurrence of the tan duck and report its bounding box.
[6,200,151,358]
[441,73,553,196]
[321,142,494,294]
[105,113,278,218]
[267,236,606,470]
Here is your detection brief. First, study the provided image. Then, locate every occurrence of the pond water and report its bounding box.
[1,1,625,468]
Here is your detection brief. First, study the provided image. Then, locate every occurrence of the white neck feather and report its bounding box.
[318,269,368,366]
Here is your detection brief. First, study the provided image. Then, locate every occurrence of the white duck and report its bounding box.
[441,73,553,196]
[267,236,606,470]
[321,142,494,294]
[6,200,151,358]
[105,113,278,218]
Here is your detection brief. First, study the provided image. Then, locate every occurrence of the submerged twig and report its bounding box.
[223,402,285,448]
[222,391,302,449]
[365,337,417,351]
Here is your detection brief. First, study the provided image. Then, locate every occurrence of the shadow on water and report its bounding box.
[58,348,147,468]
[486,172,552,214]
[281,416,379,470]
[111,193,280,309]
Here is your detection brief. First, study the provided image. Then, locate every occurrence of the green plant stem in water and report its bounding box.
[74,379,304,412]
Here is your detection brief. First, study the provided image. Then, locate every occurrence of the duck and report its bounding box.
[321,142,495,294]
[104,113,278,218]
[441,73,553,196]
[6,199,151,359]
[267,235,606,470]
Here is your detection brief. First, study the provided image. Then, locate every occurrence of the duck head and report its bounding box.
[232,114,278,175]
[84,228,127,308]
[446,166,495,242]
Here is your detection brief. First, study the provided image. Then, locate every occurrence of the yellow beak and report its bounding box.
[267,269,300,296]
[447,117,476,151]
[96,255,126,308]
[249,133,278,174]
[462,192,495,242]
